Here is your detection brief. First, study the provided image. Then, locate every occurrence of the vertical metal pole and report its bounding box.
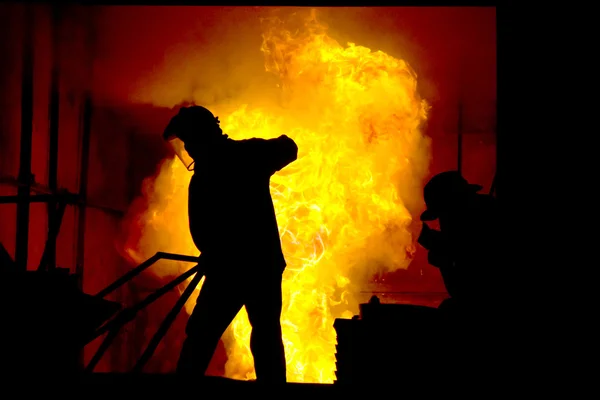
[15,4,35,271]
[493,100,497,198]
[74,93,92,374]
[77,9,97,372]
[76,95,92,289]
[457,52,465,176]
[457,102,463,175]
[47,5,61,270]
[75,7,96,291]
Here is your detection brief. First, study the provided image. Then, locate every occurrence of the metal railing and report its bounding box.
[85,251,204,373]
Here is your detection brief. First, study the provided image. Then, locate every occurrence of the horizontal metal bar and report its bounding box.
[0,175,47,192]
[0,194,78,204]
[0,177,125,217]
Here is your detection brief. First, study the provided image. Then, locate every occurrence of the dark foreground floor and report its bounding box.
[70,374,386,400]
[74,373,348,396]
[13,372,458,396]
[81,373,442,392]
[83,373,332,387]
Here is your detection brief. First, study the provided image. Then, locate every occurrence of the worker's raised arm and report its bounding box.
[243,135,298,176]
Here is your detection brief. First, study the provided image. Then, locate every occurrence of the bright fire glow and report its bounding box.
[122,10,431,383]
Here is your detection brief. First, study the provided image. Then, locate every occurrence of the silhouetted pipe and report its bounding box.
[457,102,463,175]
[75,94,92,289]
[0,193,77,204]
[75,7,97,297]
[15,4,34,271]
[0,176,124,216]
[46,4,62,271]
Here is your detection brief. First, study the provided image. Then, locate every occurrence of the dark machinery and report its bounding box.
[333,295,442,384]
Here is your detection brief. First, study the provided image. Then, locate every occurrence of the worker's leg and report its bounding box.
[176,274,243,376]
[245,270,286,383]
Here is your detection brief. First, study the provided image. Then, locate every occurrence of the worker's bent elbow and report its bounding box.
[279,135,299,164]
[288,139,299,163]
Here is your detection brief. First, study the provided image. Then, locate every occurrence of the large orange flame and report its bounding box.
[123,10,431,383]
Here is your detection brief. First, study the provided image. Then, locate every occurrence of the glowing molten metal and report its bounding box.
[123,11,431,383]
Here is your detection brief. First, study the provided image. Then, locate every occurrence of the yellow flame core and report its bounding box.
[125,12,431,383]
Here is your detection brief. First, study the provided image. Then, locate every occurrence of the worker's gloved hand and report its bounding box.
[418,222,435,250]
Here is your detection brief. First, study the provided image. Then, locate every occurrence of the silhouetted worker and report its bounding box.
[163,105,297,383]
[418,171,499,314]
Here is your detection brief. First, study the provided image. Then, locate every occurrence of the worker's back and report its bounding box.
[188,135,298,274]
